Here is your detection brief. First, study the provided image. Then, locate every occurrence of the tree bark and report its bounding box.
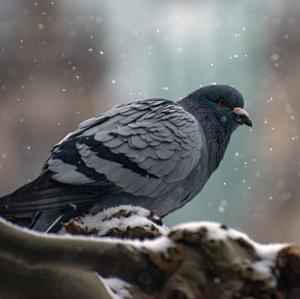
[0,206,299,299]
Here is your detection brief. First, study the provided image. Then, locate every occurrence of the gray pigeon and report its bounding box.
[0,85,252,232]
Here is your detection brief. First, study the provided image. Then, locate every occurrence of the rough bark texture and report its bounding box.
[0,206,299,299]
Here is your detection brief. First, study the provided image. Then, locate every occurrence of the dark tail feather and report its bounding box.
[31,206,91,233]
[0,171,112,217]
[0,171,116,231]
[0,214,34,227]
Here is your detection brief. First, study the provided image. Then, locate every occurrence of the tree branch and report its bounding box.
[0,206,299,299]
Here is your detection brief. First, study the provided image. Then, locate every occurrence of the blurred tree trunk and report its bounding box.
[252,1,300,243]
[0,1,108,196]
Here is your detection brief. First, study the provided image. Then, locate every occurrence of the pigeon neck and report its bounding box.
[177,98,231,172]
[201,111,231,172]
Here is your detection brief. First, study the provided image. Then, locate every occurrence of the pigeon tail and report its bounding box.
[0,171,113,231]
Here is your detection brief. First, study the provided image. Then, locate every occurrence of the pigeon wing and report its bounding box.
[47,99,204,199]
[3,99,204,214]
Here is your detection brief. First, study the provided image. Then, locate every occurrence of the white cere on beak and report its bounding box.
[233,107,249,117]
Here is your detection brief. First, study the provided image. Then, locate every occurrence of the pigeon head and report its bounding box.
[186,85,252,132]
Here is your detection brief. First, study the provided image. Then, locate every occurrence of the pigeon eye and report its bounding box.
[218,99,226,107]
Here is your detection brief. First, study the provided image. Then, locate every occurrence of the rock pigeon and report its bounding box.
[0,85,252,232]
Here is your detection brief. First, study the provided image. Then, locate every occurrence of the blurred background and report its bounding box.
[0,0,299,243]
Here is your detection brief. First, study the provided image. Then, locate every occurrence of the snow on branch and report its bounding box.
[0,205,299,299]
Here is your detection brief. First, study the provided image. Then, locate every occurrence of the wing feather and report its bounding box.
[47,99,204,198]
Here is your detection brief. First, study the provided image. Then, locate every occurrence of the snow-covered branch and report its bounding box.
[0,206,299,299]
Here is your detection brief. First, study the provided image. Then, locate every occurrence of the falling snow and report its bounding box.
[0,0,298,244]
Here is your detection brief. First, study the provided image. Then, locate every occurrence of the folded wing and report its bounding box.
[3,99,204,213]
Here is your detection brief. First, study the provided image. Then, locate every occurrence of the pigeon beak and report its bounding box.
[233,107,252,127]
